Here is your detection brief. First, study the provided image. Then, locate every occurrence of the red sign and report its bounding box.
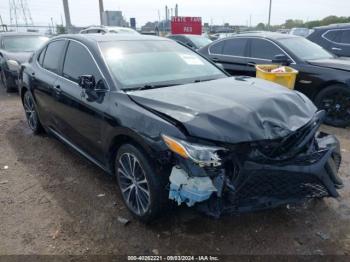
[171,16,202,35]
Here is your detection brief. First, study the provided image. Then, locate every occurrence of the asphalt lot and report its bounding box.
[0,86,350,256]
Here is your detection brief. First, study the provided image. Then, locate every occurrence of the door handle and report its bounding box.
[247,62,256,67]
[212,57,220,62]
[332,47,342,51]
[53,85,61,94]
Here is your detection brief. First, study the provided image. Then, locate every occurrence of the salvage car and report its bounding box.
[307,23,350,57]
[199,32,350,127]
[20,34,343,222]
[0,32,48,92]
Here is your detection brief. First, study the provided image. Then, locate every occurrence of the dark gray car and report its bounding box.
[0,32,48,92]
[308,24,350,57]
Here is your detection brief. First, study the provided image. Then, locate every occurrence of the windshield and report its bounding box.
[2,36,49,52]
[279,37,334,60]
[99,40,225,89]
[186,35,212,48]
[109,29,139,35]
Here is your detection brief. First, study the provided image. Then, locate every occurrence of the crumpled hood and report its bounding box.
[307,57,350,71]
[2,51,33,64]
[129,77,317,144]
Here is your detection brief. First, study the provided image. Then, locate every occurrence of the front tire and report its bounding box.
[115,144,166,223]
[23,91,44,134]
[314,85,350,127]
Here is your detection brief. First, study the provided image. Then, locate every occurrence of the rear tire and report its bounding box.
[1,70,15,93]
[314,85,350,127]
[23,91,44,134]
[115,144,167,223]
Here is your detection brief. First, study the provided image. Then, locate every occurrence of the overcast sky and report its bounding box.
[0,0,349,27]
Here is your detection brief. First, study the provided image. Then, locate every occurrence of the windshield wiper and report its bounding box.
[124,83,179,92]
[193,78,219,83]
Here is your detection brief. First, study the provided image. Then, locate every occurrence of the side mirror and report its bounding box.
[78,75,96,90]
[272,54,291,66]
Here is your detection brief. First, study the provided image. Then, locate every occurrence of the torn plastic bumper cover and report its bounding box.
[168,112,343,217]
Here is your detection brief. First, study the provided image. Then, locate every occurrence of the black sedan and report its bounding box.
[0,32,48,92]
[167,34,212,50]
[20,34,342,222]
[199,32,350,127]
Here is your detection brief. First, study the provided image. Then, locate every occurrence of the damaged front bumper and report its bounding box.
[168,129,343,217]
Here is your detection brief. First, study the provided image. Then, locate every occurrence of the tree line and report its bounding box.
[255,15,350,31]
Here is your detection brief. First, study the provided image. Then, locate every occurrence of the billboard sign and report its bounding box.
[171,16,202,35]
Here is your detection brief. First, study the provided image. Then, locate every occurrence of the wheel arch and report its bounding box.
[312,80,349,101]
[106,132,159,175]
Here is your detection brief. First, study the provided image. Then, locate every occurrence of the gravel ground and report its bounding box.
[0,86,350,256]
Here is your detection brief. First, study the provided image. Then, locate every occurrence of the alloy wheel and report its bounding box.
[117,153,151,216]
[23,92,38,130]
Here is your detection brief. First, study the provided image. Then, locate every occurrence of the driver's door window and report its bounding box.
[63,41,101,84]
[250,39,283,61]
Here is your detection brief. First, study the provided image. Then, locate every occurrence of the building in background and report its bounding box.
[102,11,128,27]
[130,18,136,30]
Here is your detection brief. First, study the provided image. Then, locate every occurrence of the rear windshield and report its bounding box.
[2,36,49,52]
[186,35,212,48]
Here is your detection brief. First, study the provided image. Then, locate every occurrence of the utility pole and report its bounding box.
[99,0,104,25]
[51,17,55,34]
[268,0,272,30]
[62,0,72,32]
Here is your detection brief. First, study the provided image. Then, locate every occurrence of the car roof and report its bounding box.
[226,31,300,40]
[52,33,168,43]
[314,23,350,30]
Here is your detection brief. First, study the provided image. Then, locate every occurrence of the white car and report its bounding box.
[79,26,139,35]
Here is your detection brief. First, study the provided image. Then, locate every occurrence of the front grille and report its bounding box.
[227,171,329,207]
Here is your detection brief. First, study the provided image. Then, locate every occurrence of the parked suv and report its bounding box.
[307,23,350,57]
[19,34,342,222]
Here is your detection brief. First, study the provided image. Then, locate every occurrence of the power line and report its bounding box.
[9,0,34,27]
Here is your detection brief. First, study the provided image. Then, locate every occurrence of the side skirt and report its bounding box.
[48,128,113,175]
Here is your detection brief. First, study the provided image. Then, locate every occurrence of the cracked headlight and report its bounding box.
[6,60,20,72]
[162,135,227,167]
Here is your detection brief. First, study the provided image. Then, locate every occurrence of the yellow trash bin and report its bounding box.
[255,64,298,90]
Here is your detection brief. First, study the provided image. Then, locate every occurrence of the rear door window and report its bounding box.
[324,30,343,43]
[209,41,225,55]
[42,40,66,74]
[340,30,350,44]
[250,39,283,60]
[222,38,248,56]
